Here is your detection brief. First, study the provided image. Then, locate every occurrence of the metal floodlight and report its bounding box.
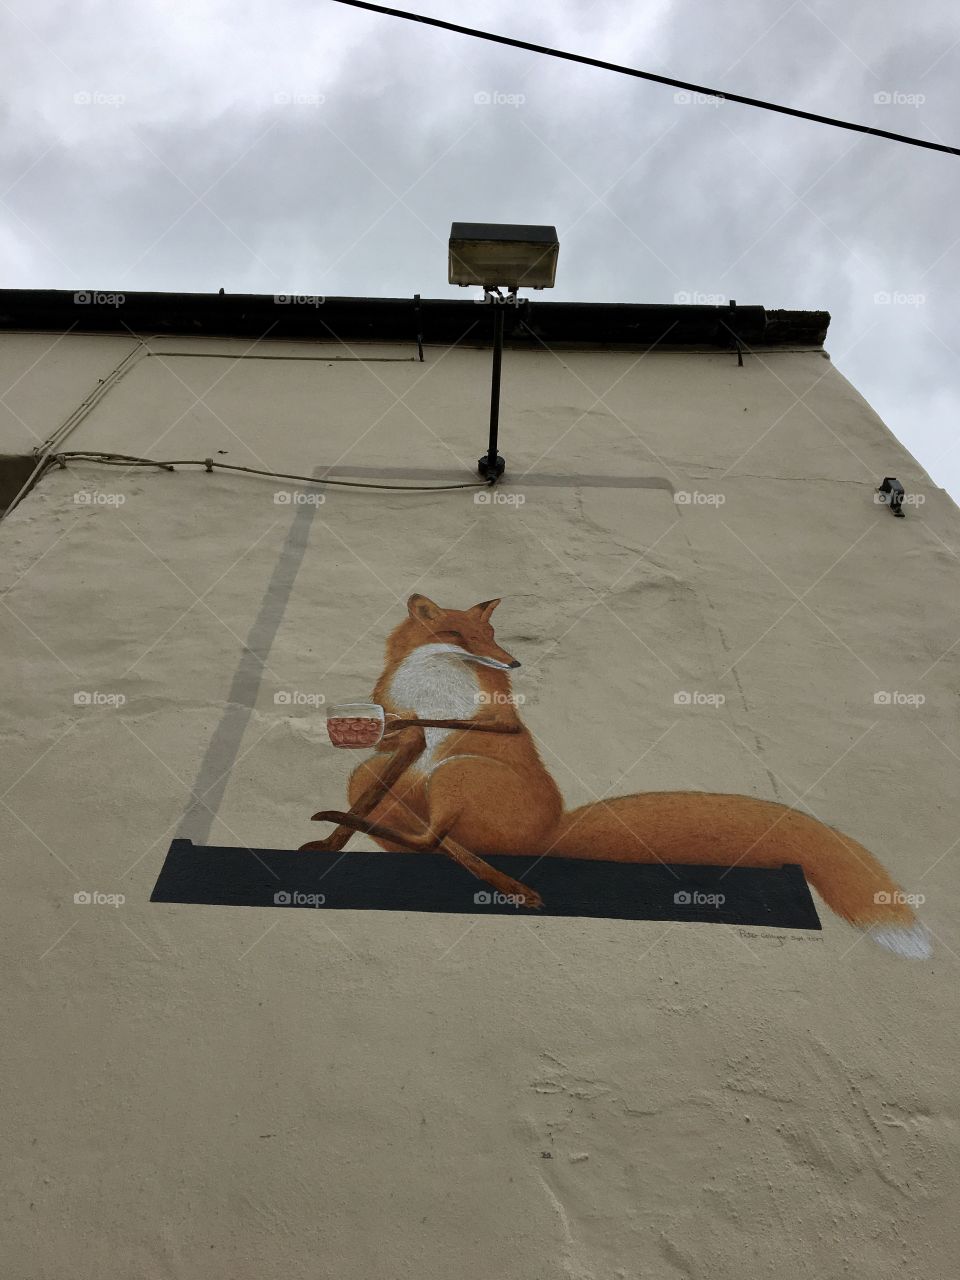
[448,222,559,291]
[877,476,906,517]
[448,222,560,480]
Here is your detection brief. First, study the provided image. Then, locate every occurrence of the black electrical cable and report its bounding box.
[330,0,960,158]
[54,451,490,491]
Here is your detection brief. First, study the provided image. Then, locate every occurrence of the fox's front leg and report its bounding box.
[299,727,426,852]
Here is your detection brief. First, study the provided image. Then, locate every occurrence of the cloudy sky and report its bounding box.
[2,0,958,498]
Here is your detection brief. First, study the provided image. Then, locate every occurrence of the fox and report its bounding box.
[304,594,932,960]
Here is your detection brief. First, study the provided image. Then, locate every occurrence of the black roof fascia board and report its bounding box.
[0,290,830,349]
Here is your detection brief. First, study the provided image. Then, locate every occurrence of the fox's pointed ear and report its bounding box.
[469,598,501,623]
[407,593,443,623]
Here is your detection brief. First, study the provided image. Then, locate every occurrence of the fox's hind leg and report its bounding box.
[424,756,563,857]
[308,809,542,909]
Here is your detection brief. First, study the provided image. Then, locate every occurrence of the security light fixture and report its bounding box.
[448,222,559,479]
[448,223,559,291]
[877,476,906,517]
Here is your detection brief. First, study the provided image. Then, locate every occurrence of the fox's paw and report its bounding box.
[502,882,542,911]
[311,809,347,823]
[298,839,340,853]
[521,890,543,911]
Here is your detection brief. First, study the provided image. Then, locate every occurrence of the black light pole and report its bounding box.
[447,223,559,484]
[480,301,506,481]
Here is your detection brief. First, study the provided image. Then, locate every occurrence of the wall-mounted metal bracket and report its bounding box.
[728,299,744,366]
[877,476,906,517]
[413,293,424,362]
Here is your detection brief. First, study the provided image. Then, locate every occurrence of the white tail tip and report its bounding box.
[868,922,933,960]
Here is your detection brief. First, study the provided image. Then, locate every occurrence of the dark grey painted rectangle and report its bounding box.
[151,840,822,929]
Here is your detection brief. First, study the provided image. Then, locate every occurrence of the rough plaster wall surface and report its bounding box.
[1,333,958,1279]
[0,332,139,454]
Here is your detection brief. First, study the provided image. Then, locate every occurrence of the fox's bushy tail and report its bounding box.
[546,792,931,959]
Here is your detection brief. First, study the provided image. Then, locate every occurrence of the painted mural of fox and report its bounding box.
[316,594,931,960]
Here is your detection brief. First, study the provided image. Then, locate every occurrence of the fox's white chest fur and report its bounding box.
[386,643,482,775]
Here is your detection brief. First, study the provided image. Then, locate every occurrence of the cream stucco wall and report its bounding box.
[2,326,958,1279]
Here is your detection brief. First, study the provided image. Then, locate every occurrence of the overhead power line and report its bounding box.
[331,0,960,158]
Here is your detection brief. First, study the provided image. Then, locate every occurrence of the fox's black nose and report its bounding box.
[508,659,521,669]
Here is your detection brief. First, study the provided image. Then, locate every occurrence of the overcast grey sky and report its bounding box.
[2,0,958,498]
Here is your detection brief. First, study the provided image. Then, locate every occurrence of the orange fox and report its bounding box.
[307,594,931,960]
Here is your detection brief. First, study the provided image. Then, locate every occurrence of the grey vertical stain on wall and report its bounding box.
[178,484,320,842]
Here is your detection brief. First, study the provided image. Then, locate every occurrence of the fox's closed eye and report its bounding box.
[437,630,463,641]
